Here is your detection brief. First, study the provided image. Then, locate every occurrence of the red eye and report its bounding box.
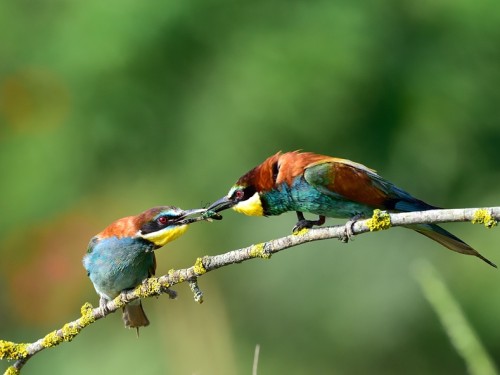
[235,190,245,200]
[157,216,168,225]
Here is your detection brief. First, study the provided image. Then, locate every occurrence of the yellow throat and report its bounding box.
[232,192,264,216]
[141,224,189,247]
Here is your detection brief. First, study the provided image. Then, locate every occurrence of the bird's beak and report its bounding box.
[180,208,206,218]
[206,195,235,213]
[177,197,232,225]
[177,208,205,224]
[177,208,220,225]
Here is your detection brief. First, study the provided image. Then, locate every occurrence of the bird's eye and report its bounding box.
[234,190,245,201]
[157,216,168,225]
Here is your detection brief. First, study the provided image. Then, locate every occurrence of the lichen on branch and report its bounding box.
[2,206,499,375]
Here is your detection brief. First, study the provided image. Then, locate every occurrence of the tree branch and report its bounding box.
[1,207,498,374]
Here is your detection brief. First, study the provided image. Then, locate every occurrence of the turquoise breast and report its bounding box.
[83,236,155,299]
[261,176,375,218]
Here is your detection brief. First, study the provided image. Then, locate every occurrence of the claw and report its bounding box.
[292,220,313,233]
[339,214,363,243]
[99,295,111,316]
[293,212,326,233]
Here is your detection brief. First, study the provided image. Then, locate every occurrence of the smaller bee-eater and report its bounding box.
[206,151,495,267]
[83,206,205,330]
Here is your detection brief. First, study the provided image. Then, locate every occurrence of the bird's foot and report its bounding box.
[292,219,316,233]
[99,296,111,316]
[339,214,363,243]
[292,214,326,233]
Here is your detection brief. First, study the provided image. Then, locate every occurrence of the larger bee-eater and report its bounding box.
[207,151,495,267]
[83,206,205,330]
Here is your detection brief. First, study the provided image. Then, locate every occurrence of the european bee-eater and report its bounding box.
[207,151,495,267]
[83,206,205,330]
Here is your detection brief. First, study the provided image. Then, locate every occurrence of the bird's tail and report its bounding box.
[122,300,150,330]
[407,223,496,268]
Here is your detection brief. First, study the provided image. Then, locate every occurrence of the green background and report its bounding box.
[1,0,499,373]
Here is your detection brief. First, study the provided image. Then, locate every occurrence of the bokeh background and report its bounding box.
[1,1,500,374]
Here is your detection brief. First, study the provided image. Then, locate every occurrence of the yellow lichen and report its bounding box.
[366,209,391,231]
[293,228,309,236]
[472,209,497,228]
[61,323,80,342]
[167,268,182,283]
[0,340,28,360]
[193,257,207,275]
[138,278,162,297]
[4,366,20,375]
[164,269,175,285]
[112,294,126,309]
[249,243,271,259]
[133,288,143,299]
[79,302,95,326]
[42,330,63,348]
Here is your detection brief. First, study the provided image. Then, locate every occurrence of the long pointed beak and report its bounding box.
[180,208,206,218]
[176,208,207,225]
[206,196,235,213]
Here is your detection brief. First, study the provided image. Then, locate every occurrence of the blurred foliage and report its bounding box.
[1,0,500,374]
[414,261,498,375]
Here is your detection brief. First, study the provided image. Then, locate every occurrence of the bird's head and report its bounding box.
[136,206,207,247]
[206,183,263,217]
[98,206,206,248]
[206,152,282,217]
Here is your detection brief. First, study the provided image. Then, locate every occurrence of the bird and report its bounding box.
[206,151,496,267]
[83,206,206,331]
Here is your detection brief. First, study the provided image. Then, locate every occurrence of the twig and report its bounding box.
[1,207,499,374]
